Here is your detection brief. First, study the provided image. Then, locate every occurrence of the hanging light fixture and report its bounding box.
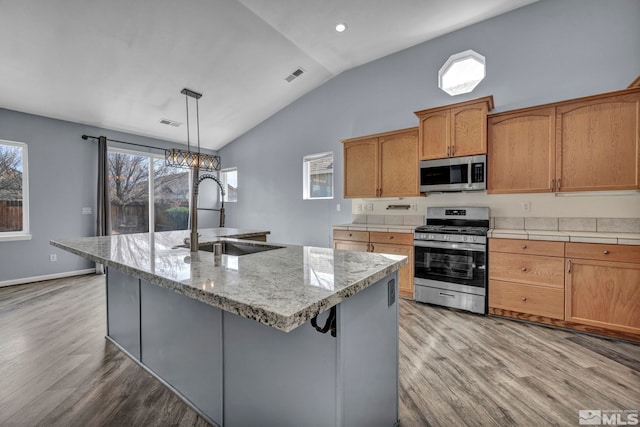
[165,88,221,171]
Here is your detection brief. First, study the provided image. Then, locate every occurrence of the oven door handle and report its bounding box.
[413,240,486,252]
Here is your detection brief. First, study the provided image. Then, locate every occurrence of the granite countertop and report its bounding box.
[51,228,407,333]
[489,229,640,245]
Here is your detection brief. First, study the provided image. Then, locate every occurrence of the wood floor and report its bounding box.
[1,275,638,426]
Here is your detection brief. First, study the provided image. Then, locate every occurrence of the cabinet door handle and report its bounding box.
[521,245,527,249]
[389,235,394,240]
[603,250,609,255]
[379,188,382,197]
[521,297,527,302]
[370,244,375,252]
[452,145,455,156]
[557,178,561,190]
[521,267,527,272]
[447,146,450,156]
[348,233,353,237]
[551,179,555,192]
[567,259,571,274]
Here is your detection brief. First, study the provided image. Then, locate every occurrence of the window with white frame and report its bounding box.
[220,167,238,202]
[107,148,191,234]
[303,152,333,200]
[0,140,30,241]
[438,49,486,96]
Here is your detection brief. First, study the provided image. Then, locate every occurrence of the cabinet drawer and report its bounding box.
[566,242,640,264]
[489,280,564,319]
[489,238,564,257]
[333,230,369,243]
[489,252,565,288]
[369,231,413,246]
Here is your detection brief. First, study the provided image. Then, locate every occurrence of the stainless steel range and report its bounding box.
[414,207,489,314]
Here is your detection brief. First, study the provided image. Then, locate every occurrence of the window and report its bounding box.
[108,148,190,234]
[303,152,333,200]
[220,168,238,202]
[0,140,30,241]
[438,49,486,96]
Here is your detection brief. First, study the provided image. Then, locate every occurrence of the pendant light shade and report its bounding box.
[165,88,220,172]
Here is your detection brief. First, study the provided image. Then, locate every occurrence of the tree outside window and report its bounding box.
[0,140,29,239]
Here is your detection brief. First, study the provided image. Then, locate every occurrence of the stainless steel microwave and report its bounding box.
[419,155,486,193]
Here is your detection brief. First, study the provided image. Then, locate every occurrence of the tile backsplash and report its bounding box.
[352,214,424,226]
[494,216,640,233]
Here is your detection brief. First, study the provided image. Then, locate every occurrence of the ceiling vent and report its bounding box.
[285,68,305,83]
[160,118,182,127]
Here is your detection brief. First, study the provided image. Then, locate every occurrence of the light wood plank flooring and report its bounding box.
[1,275,638,426]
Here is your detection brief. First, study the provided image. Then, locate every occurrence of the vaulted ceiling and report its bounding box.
[0,0,537,150]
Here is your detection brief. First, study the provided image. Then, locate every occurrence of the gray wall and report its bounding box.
[218,0,640,247]
[0,109,218,283]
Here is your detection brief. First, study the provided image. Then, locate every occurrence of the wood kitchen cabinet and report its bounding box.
[487,87,640,194]
[488,239,565,320]
[556,91,640,192]
[333,230,415,299]
[565,243,640,335]
[489,238,640,342]
[342,127,418,198]
[487,107,556,193]
[414,96,494,160]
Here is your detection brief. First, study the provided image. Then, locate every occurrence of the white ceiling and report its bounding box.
[0,0,537,151]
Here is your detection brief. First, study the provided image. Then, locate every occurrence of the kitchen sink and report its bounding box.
[197,241,284,256]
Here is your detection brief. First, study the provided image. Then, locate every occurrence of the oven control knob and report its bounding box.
[472,236,477,242]
[463,236,467,241]
[444,235,450,240]
[428,234,434,239]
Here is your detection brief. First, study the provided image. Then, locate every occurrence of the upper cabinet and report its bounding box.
[488,106,556,194]
[414,96,494,160]
[556,92,640,192]
[488,87,640,194]
[343,127,419,199]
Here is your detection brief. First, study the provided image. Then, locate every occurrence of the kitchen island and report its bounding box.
[51,228,406,427]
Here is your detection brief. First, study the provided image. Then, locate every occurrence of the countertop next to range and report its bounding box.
[489,229,640,245]
[50,228,406,333]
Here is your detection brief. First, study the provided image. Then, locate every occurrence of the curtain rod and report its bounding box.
[81,134,164,152]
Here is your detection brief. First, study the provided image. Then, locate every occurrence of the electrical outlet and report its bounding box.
[521,201,531,212]
[49,254,57,262]
[411,204,417,212]
[82,207,92,215]
[336,203,341,212]
[356,203,363,213]
[366,203,373,212]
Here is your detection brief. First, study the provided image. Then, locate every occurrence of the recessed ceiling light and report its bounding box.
[335,23,347,33]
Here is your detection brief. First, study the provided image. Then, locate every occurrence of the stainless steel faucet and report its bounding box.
[189,166,226,252]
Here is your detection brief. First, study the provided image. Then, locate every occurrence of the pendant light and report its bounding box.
[165,88,220,171]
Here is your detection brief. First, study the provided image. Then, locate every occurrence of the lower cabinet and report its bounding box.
[565,243,640,335]
[488,239,565,320]
[490,280,564,320]
[489,238,640,341]
[334,230,414,299]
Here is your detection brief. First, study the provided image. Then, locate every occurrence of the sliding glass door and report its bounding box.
[108,148,190,234]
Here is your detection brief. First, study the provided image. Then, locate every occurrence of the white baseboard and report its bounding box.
[0,268,97,287]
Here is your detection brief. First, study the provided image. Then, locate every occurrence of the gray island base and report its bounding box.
[51,229,405,427]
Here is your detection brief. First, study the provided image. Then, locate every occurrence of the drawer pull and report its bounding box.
[521,297,527,302]
[439,292,455,298]
[389,236,394,240]
[370,244,375,252]
[521,267,527,272]
[348,233,352,237]
[603,250,609,255]
[521,245,527,249]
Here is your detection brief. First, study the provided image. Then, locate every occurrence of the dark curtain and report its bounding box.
[96,136,111,274]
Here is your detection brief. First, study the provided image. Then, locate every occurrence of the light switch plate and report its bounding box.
[82,207,92,215]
